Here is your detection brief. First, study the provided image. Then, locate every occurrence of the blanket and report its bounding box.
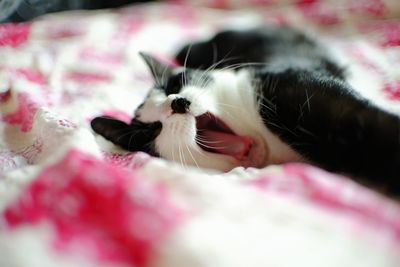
[1,1,400,266]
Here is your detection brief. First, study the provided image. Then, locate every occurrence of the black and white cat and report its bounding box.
[91,26,400,195]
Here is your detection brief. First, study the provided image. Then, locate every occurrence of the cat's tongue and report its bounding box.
[200,130,253,160]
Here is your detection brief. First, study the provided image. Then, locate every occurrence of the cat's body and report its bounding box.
[92,26,400,195]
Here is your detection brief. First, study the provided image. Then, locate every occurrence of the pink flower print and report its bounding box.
[64,71,112,84]
[0,151,18,174]
[298,3,340,25]
[46,23,85,40]
[15,68,46,84]
[79,48,124,65]
[348,0,386,17]
[15,138,43,164]
[383,82,400,101]
[104,151,151,170]
[4,149,183,267]
[380,22,400,47]
[2,93,39,132]
[0,23,31,48]
[0,88,12,103]
[246,163,400,242]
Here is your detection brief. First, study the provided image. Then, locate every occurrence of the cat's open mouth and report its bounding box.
[195,112,254,161]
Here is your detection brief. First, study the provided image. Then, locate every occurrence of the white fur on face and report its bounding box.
[135,69,300,171]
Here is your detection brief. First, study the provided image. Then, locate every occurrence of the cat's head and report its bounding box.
[91,52,267,171]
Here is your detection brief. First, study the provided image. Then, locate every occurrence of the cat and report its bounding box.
[91,26,400,195]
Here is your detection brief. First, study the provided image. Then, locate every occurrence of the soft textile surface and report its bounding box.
[1,1,400,267]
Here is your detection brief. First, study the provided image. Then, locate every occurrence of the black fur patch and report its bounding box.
[91,116,162,155]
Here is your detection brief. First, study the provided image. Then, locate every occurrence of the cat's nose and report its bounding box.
[171,97,191,114]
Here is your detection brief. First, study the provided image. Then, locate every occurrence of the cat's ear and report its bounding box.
[139,52,174,87]
[91,116,162,152]
[91,116,135,150]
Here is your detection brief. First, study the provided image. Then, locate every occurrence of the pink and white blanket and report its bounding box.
[1,1,400,266]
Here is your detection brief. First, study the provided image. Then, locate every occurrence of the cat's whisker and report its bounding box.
[219,110,235,120]
[185,142,199,168]
[297,103,305,122]
[195,136,225,144]
[213,102,241,120]
[194,55,241,88]
[196,143,230,151]
[258,73,273,94]
[203,107,235,121]
[258,100,276,114]
[192,59,228,89]
[195,141,222,150]
[303,89,315,113]
[189,56,246,104]
[270,75,279,94]
[183,146,189,168]
[160,62,171,88]
[295,125,316,137]
[206,47,237,71]
[182,143,189,169]
[255,85,278,115]
[194,146,207,157]
[268,120,299,137]
[178,139,188,169]
[171,140,176,164]
[217,102,240,109]
[195,138,229,150]
[191,61,272,107]
[147,57,162,88]
[218,62,270,72]
[182,44,194,87]
[177,139,183,168]
[191,46,239,88]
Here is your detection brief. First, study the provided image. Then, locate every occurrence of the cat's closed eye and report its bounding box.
[163,72,186,95]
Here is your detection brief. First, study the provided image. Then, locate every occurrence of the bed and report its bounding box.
[1,1,400,266]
